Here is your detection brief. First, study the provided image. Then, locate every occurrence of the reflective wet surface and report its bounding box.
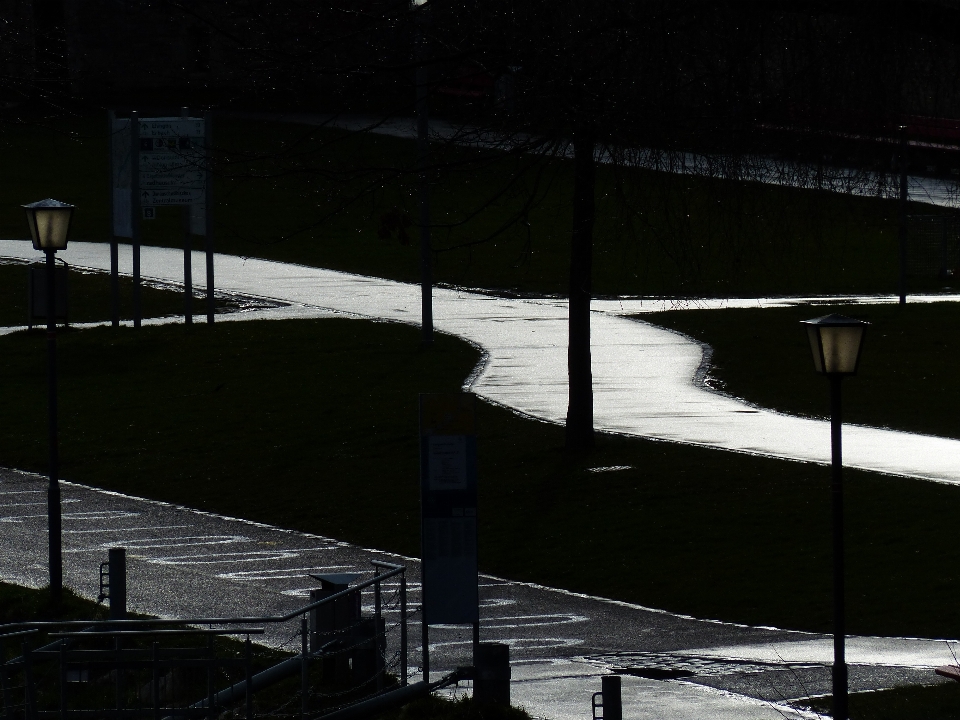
[2,465,954,720]
[3,240,960,718]
[4,240,960,486]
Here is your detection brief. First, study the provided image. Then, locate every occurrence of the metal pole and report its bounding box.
[245,637,252,720]
[152,642,159,720]
[131,111,142,328]
[301,616,308,719]
[58,641,65,720]
[183,206,193,325]
[181,107,193,326]
[204,111,215,325]
[898,126,909,306]
[421,613,429,685]
[207,635,214,718]
[400,575,407,687]
[45,249,62,604]
[419,552,429,683]
[416,11,433,347]
[830,375,847,720]
[108,109,119,328]
[472,621,480,668]
[374,570,383,691]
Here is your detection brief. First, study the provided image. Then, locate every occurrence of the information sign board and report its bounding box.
[110,115,208,236]
[420,393,479,625]
[137,119,205,199]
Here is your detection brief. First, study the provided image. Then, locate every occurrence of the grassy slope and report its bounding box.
[1,113,946,298]
[644,301,960,440]
[4,318,960,640]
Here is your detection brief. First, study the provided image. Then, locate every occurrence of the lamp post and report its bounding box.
[800,313,868,720]
[413,0,433,347]
[23,198,75,605]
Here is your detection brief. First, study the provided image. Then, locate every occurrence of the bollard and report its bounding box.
[474,642,510,705]
[600,675,622,720]
[108,548,127,620]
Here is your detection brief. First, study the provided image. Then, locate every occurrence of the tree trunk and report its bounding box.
[566,124,596,450]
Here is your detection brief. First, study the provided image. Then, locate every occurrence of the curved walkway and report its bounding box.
[4,239,960,486]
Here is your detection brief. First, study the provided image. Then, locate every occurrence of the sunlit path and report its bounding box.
[3,239,960,487]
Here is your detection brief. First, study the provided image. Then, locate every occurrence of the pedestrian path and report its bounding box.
[4,239,960,486]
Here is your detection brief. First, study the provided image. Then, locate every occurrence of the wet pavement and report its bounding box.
[4,240,960,717]
[4,240,960,485]
[2,465,956,720]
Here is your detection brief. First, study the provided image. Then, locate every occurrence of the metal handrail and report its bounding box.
[50,629,265,638]
[0,562,405,633]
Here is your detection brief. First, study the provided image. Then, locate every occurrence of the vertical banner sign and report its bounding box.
[419,393,479,625]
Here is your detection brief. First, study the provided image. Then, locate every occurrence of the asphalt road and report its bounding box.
[1,466,955,720]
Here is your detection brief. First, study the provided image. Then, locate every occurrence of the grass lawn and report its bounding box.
[1,112,948,298]
[4,316,960,641]
[643,301,960,440]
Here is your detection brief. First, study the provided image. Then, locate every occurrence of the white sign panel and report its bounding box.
[137,118,206,206]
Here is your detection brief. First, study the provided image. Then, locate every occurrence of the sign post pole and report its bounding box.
[107,109,120,328]
[204,111,215,325]
[181,107,193,326]
[130,111,142,329]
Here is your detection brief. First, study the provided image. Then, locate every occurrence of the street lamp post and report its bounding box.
[23,198,75,605]
[413,0,433,347]
[800,313,868,720]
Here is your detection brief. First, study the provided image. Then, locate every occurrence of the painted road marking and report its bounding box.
[428,637,584,651]
[0,510,138,522]
[95,534,252,550]
[63,525,192,534]
[217,566,355,581]
[0,499,80,508]
[144,548,338,565]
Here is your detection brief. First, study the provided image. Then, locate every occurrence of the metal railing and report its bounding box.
[0,562,409,720]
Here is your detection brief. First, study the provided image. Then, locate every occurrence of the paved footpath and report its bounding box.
[4,240,960,486]
[3,240,960,718]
